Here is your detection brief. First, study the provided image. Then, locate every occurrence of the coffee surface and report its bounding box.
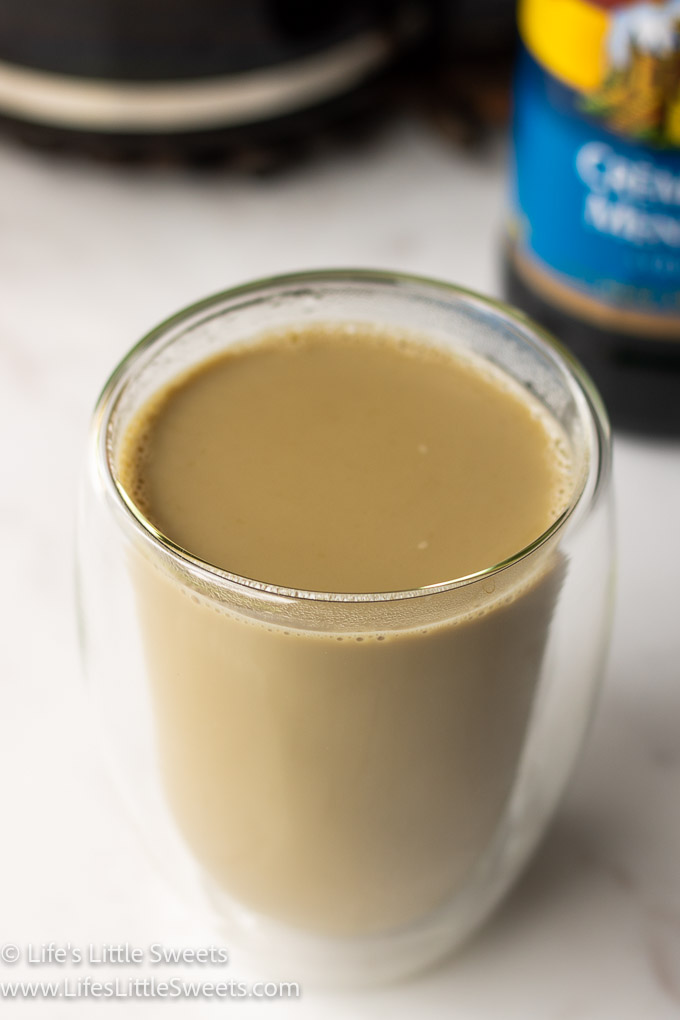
[119,324,570,592]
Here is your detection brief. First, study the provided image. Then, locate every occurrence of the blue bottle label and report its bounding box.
[511,0,680,332]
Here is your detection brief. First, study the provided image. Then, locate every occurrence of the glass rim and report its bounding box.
[94,268,611,605]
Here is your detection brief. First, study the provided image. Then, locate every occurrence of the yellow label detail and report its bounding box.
[519,0,609,92]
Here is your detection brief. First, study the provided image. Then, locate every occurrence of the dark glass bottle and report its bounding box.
[504,0,680,435]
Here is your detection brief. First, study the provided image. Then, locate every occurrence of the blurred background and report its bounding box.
[1,1,679,1016]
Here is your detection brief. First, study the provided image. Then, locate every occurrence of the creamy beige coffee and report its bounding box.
[116,323,573,936]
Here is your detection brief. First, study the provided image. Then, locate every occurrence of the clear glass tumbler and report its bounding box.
[76,270,614,986]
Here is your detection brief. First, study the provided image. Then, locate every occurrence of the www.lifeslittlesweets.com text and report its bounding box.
[0,943,300,1001]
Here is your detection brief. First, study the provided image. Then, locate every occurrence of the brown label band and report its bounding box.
[512,246,680,341]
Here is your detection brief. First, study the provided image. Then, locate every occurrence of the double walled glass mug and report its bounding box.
[77,271,614,986]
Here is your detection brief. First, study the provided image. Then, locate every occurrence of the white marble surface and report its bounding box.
[1,117,679,1019]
